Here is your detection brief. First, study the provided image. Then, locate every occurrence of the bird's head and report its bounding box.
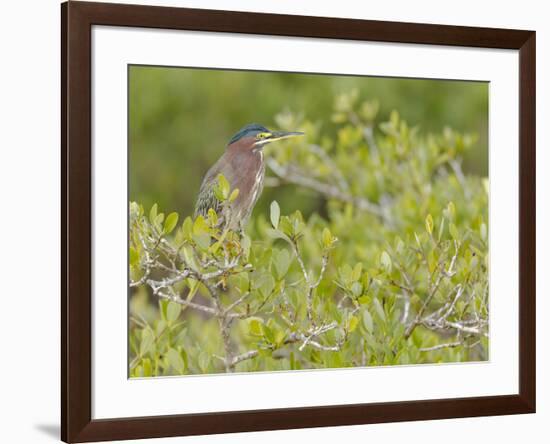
[227,123,303,152]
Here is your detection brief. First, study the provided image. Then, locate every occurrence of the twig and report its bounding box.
[286,331,343,352]
[229,350,259,367]
[419,342,462,352]
[404,242,460,339]
[266,157,393,225]
[291,240,329,326]
[298,322,338,351]
[306,144,350,193]
[419,339,482,352]
[156,290,219,316]
[449,158,471,200]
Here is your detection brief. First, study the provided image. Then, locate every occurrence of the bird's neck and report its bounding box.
[230,146,263,164]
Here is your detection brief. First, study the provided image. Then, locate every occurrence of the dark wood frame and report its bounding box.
[61,1,536,442]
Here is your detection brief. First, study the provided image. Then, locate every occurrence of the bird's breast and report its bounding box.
[229,151,265,220]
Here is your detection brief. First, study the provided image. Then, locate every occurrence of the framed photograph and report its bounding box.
[61,1,536,442]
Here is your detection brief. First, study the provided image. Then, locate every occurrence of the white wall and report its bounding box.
[0,0,546,443]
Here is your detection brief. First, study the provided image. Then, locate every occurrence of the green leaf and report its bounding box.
[351,281,363,297]
[193,234,211,250]
[154,213,164,230]
[141,358,152,377]
[348,315,359,332]
[358,295,370,305]
[449,223,459,240]
[352,263,363,281]
[231,272,250,294]
[322,227,336,249]
[163,212,179,234]
[425,214,434,235]
[256,274,275,298]
[240,234,251,258]
[272,248,291,280]
[248,318,263,336]
[278,216,293,237]
[447,201,456,220]
[362,308,374,332]
[270,201,280,229]
[129,201,141,219]
[166,301,181,325]
[198,351,210,372]
[166,348,185,373]
[207,208,218,227]
[274,329,286,348]
[291,211,305,237]
[229,188,239,202]
[149,203,158,223]
[390,110,400,127]
[155,320,167,336]
[129,247,139,267]
[339,264,353,283]
[262,324,275,344]
[372,298,386,323]
[159,299,169,321]
[395,237,405,254]
[217,174,230,200]
[480,223,487,242]
[438,217,445,242]
[139,328,154,357]
[192,215,211,249]
[193,215,209,235]
[380,251,392,273]
[266,228,285,241]
[181,217,193,240]
[427,249,437,273]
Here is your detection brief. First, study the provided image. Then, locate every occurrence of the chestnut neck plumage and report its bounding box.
[220,136,265,228]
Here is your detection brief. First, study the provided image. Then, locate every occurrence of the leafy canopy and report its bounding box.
[129,91,488,376]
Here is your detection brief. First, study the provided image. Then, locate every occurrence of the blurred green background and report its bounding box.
[129,65,488,219]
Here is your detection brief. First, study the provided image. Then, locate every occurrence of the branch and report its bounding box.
[266,157,393,225]
[291,240,329,326]
[404,242,460,339]
[306,144,350,193]
[419,342,462,352]
[156,290,219,316]
[286,331,344,352]
[224,292,252,314]
[229,350,259,368]
[449,158,472,200]
[419,339,482,352]
[298,322,338,351]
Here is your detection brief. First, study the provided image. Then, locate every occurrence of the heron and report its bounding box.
[194,123,303,230]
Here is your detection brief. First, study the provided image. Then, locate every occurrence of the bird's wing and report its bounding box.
[193,177,222,219]
[194,155,234,219]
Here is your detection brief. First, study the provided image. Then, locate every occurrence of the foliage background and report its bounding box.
[129,66,488,219]
[129,65,489,376]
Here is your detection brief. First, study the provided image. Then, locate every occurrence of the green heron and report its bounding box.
[194,123,303,230]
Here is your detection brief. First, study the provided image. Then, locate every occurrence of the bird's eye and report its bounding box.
[257,132,270,140]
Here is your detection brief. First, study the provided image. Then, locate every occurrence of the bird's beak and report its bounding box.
[264,130,304,144]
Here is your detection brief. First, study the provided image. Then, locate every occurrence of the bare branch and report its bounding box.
[291,240,329,327]
[306,144,350,193]
[156,290,219,317]
[229,350,259,367]
[224,292,252,314]
[266,157,393,224]
[419,339,482,352]
[419,341,462,352]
